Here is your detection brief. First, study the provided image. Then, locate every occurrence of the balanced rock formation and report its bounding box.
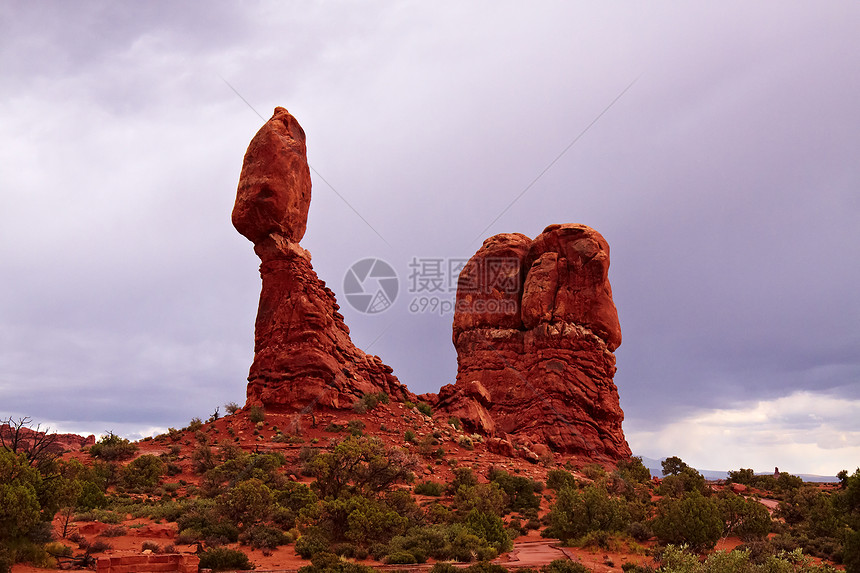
[233,107,413,410]
[434,224,630,461]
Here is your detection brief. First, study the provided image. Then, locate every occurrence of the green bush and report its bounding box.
[239,525,292,550]
[541,559,591,573]
[121,454,165,491]
[659,467,707,498]
[489,468,540,513]
[616,457,652,484]
[465,509,512,552]
[717,492,771,540]
[415,481,446,496]
[386,550,417,564]
[249,405,265,424]
[844,528,860,573]
[198,547,255,571]
[89,432,138,461]
[356,392,390,413]
[651,491,724,551]
[296,528,331,559]
[547,470,578,491]
[307,436,416,499]
[582,463,607,480]
[544,483,630,541]
[417,402,433,417]
[219,478,274,525]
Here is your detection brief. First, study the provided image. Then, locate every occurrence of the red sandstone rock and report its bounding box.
[452,233,531,340]
[523,224,621,351]
[232,107,311,245]
[234,108,414,410]
[0,423,94,455]
[434,224,630,461]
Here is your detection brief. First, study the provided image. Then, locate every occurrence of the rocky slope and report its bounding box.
[232,107,414,411]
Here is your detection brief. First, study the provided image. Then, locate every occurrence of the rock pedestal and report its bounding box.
[233,108,413,410]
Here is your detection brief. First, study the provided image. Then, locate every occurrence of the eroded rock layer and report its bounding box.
[436,224,630,461]
[233,108,413,410]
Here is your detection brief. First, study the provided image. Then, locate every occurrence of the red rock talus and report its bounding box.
[233,108,413,410]
[438,224,630,461]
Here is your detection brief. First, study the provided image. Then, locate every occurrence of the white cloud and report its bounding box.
[627,391,860,476]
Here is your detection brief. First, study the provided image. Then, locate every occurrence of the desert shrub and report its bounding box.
[651,490,724,551]
[716,492,771,540]
[627,521,653,542]
[355,392,389,413]
[844,529,860,573]
[404,430,416,443]
[176,499,239,545]
[198,547,255,571]
[448,417,462,430]
[300,551,378,573]
[89,432,137,461]
[44,542,72,558]
[453,482,507,516]
[541,559,591,573]
[319,494,409,547]
[616,457,652,484]
[191,444,216,475]
[249,405,265,424]
[74,509,123,523]
[659,466,707,498]
[450,467,479,491]
[121,454,165,491]
[547,469,578,491]
[459,436,474,450]
[225,402,240,414]
[219,478,274,525]
[727,468,756,485]
[295,527,331,559]
[307,436,416,499]
[415,481,446,496]
[386,550,418,564]
[187,417,204,432]
[582,463,607,480]
[465,509,512,552]
[348,420,365,437]
[489,468,540,513]
[99,525,127,537]
[417,402,433,417]
[239,525,291,550]
[87,539,112,553]
[544,483,630,541]
[141,540,162,553]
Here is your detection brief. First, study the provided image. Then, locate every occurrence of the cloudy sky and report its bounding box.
[2,2,858,476]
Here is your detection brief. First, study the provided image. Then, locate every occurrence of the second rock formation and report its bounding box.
[433,224,630,461]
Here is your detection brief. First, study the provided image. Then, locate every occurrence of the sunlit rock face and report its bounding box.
[233,108,414,411]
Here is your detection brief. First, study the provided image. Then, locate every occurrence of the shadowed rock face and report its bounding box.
[233,108,414,410]
[435,224,630,461]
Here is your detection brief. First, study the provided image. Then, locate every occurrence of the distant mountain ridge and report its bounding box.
[635,455,838,483]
